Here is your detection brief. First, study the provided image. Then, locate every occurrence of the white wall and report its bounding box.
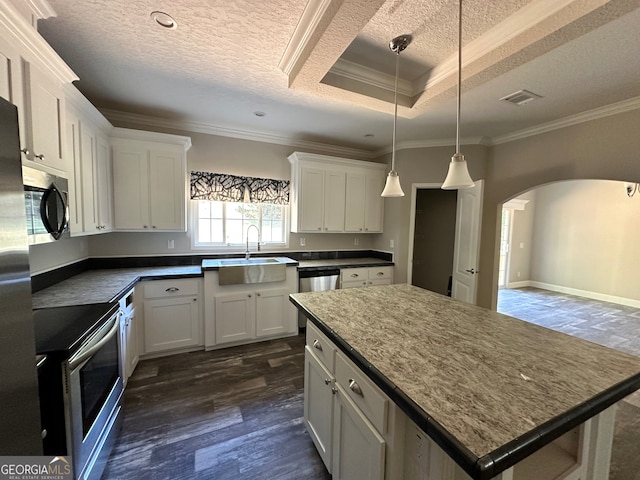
[527,180,640,303]
[29,236,89,274]
[505,191,536,286]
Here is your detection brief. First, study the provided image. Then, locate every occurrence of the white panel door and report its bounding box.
[364,173,384,232]
[452,180,484,304]
[80,123,98,232]
[332,384,385,480]
[149,148,185,230]
[323,169,346,232]
[96,133,112,231]
[112,146,149,229]
[299,166,325,232]
[255,288,288,337]
[214,292,255,344]
[144,296,199,353]
[345,173,366,232]
[304,347,334,473]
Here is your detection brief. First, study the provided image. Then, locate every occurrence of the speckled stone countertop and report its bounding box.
[32,266,202,308]
[297,257,393,270]
[290,284,640,479]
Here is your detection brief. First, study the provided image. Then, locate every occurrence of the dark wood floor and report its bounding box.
[103,334,331,480]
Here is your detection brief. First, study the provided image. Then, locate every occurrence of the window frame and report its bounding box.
[189,199,289,251]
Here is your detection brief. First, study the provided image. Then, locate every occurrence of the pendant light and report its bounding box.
[442,0,474,190]
[381,35,411,197]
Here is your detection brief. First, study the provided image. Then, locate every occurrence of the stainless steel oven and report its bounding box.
[64,311,123,480]
[22,165,70,244]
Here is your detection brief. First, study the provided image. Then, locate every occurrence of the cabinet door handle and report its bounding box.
[21,148,29,156]
[331,386,338,395]
[152,225,156,229]
[248,294,252,298]
[350,273,359,278]
[376,272,384,276]
[34,153,45,160]
[348,379,363,396]
[313,339,322,351]
[143,225,148,229]
[165,287,180,292]
[256,293,261,297]
[324,378,331,385]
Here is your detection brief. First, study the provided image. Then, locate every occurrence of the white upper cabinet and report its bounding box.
[0,2,77,174]
[289,152,386,234]
[111,128,192,232]
[64,84,113,236]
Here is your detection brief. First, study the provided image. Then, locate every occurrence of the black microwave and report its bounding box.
[22,166,70,244]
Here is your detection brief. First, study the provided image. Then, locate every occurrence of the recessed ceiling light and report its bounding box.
[253,111,266,117]
[150,11,177,30]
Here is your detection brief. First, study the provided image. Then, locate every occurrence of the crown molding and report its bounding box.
[490,96,640,145]
[328,58,414,97]
[63,84,113,133]
[0,2,77,83]
[422,0,579,93]
[372,136,491,157]
[111,127,192,150]
[101,109,375,159]
[26,0,56,21]
[278,0,334,79]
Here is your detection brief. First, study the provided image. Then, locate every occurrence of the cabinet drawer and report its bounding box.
[144,278,200,298]
[341,267,369,282]
[368,266,392,281]
[306,321,336,372]
[335,352,387,433]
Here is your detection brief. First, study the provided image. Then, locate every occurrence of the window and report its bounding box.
[193,200,287,248]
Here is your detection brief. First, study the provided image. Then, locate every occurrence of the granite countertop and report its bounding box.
[32,266,202,308]
[297,257,393,270]
[290,284,640,479]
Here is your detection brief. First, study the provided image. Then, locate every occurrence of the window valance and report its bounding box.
[190,171,290,205]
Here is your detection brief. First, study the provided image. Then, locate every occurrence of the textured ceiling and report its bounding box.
[37,0,640,152]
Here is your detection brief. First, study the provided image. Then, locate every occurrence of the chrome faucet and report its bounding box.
[245,224,261,260]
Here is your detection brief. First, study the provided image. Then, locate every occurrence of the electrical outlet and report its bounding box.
[354,237,359,246]
[520,242,524,249]
[167,239,174,249]
[390,239,395,248]
[517,271,521,278]
[300,237,306,246]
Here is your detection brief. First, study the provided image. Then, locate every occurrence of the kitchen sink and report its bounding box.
[217,257,287,285]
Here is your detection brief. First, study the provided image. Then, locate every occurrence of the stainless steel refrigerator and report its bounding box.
[0,96,43,454]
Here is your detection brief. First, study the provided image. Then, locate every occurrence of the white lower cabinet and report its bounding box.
[340,266,393,289]
[118,288,138,387]
[139,278,203,356]
[204,268,297,349]
[332,383,385,480]
[304,322,401,480]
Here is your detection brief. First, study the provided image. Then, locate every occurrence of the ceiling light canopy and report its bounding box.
[442,0,474,191]
[381,34,411,198]
[150,11,177,30]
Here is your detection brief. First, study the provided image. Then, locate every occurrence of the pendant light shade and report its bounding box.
[381,35,411,198]
[442,0,474,190]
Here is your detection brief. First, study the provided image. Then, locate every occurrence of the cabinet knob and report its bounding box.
[324,378,331,385]
[348,379,363,396]
[256,292,261,297]
[359,228,362,231]
[248,294,252,298]
[152,225,156,229]
[331,386,338,395]
[21,148,29,156]
[317,227,321,230]
[34,153,45,160]
[365,228,368,231]
[313,339,322,351]
[143,225,148,229]
[193,298,197,302]
[165,287,180,292]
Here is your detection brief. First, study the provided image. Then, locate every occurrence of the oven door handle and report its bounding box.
[68,316,120,371]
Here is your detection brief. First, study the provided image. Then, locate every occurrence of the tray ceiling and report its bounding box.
[38,0,640,152]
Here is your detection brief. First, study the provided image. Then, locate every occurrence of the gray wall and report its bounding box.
[478,108,640,308]
[505,191,536,286]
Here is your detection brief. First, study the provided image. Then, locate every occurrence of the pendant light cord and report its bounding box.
[392,52,399,172]
[456,0,462,156]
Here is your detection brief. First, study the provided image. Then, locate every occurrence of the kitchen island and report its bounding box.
[290,284,640,480]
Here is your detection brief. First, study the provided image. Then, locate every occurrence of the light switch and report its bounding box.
[167,239,174,249]
[300,237,306,246]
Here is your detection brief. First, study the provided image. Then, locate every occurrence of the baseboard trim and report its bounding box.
[529,281,640,309]
[506,280,532,289]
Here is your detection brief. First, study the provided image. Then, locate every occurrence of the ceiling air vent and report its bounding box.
[500,89,542,106]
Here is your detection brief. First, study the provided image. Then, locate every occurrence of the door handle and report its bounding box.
[465,268,477,274]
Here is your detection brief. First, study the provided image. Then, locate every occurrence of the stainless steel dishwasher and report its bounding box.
[298,268,340,329]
